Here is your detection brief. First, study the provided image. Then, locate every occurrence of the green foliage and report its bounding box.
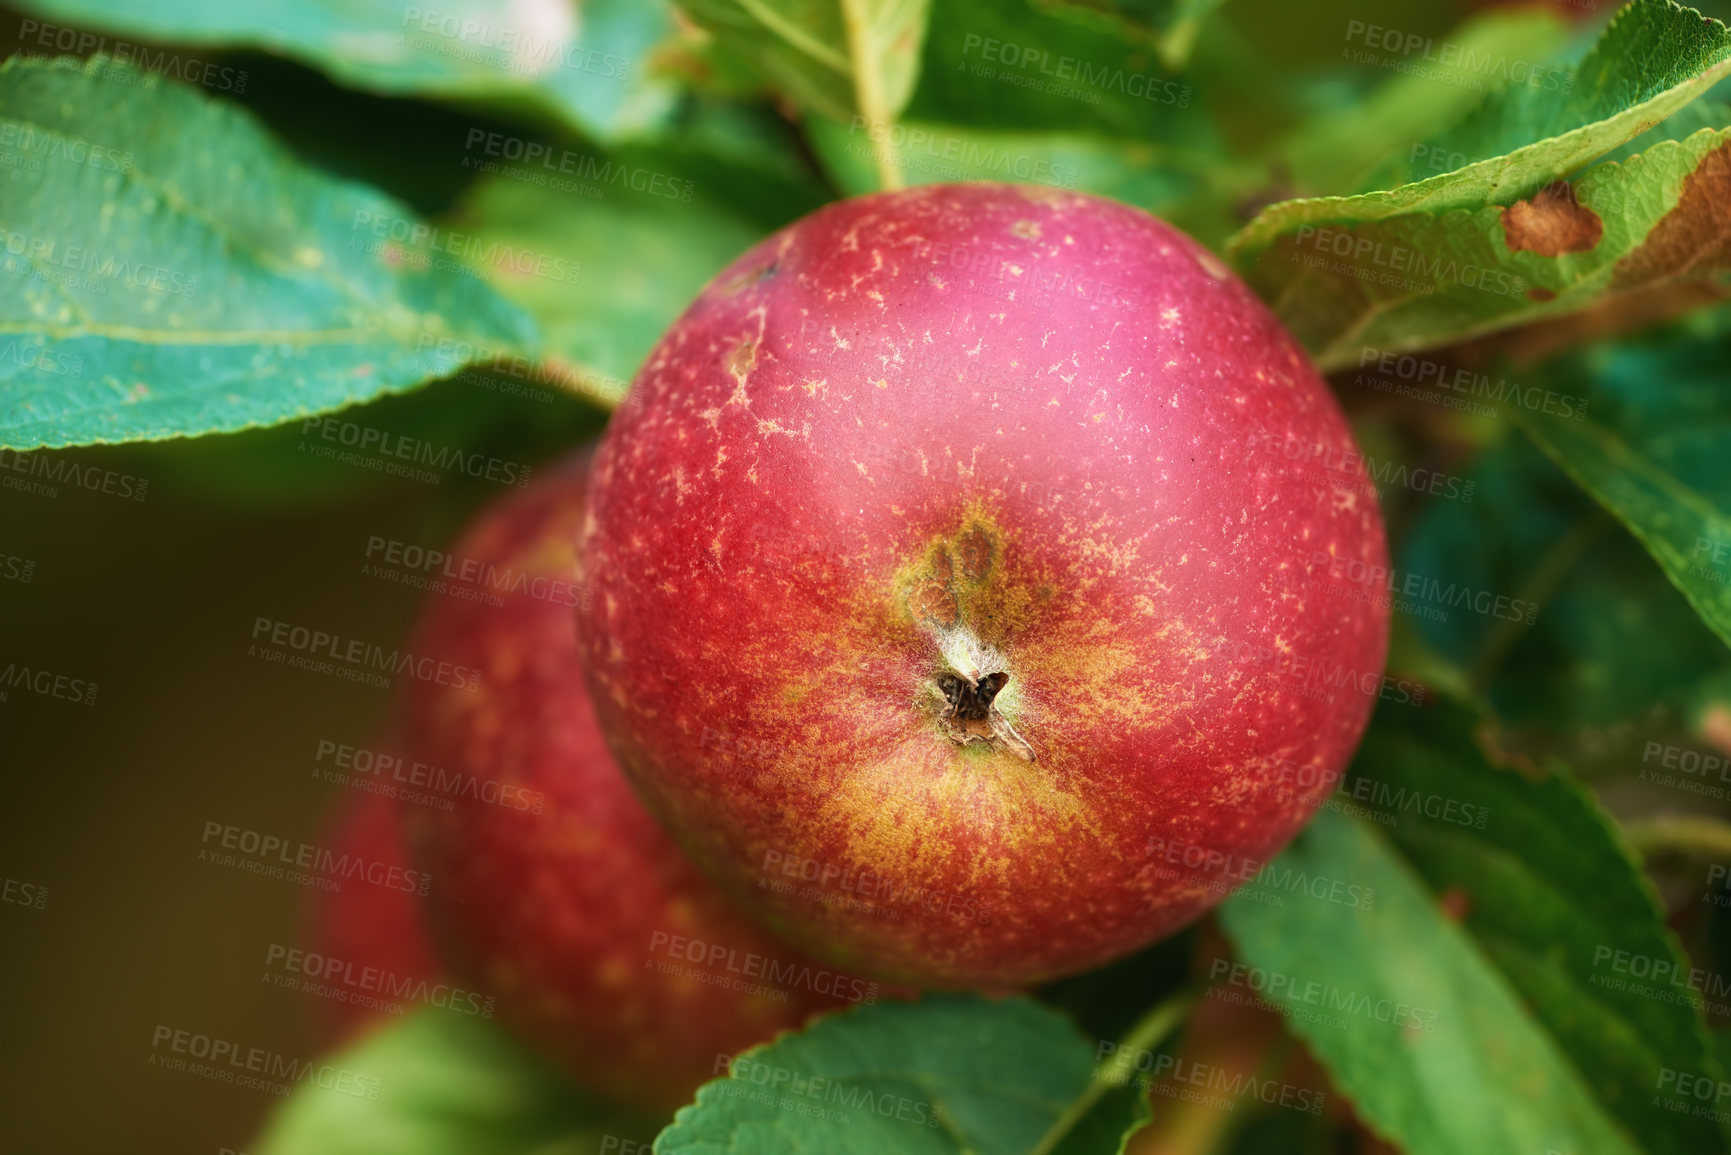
[1510,308,1731,651]
[253,1011,653,1155]
[1224,698,1730,1153]
[1398,432,1731,725]
[1234,126,1731,368]
[1235,0,1731,233]
[1225,810,1640,1154]
[1228,0,1731,365]
[440,169,765,406]
[1273,8,1575,197]
[654,995,1152,1155]
[0,55,535,449]
[1031,0,1229,70]
[677,0,934,124]
[12,0,681,142]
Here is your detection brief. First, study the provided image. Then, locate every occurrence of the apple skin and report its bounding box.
[395,450,886,1116]
[574,183,1390,989]
[302,773,442,1048]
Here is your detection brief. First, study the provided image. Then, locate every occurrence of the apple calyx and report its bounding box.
[936,668,1036,761]
[899,518,1036,762]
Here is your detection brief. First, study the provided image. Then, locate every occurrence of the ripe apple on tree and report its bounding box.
[392,450,888,1116]
[575,183,1390,989]
[301,773,443,1048]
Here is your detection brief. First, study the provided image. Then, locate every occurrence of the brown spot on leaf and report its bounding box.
[1437,886,1472,922]
[1501,181,1603,256]
[1613,141,1731,290]
[957,527,993,582]
[1527,286,1557,302]
[909,580,958,627]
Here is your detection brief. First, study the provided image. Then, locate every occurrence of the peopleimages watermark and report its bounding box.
[1209,958,1441,1034]
[414,332,626,407]
[0,448,146,501]
[298,415,534,488]
[1355,347,1590,421]
[312,739,547,815]
[0,120,133,176]
[1247,430,1475,506]
[1094,1040,1327,1116]
[844,117,1079,189]
[711,1054,945,1129]
[757,848,990,925]
[958,34,1192,108]
[3,875,48,911]
[462,128,695,202]
[17,18,249,92]
[646,931,880,1005]
[1690,538,1731,587]
[199,819,432,896]
[263,942,496,1019]
[149,1024,380,1100]
[1589,945,1731,1017]
[1146,837,1375,911]
[1657,1067,1731,1125]
[0,337,81,379]
[399,7,632,81]
[1257,757,1490,831]
[0,226,200,298]
[248,615,482,692]
[1704,862,1731,911]
[1308,551,1539,627]
[361,534,591,611]
[1213,635,1427,708]
[1635,739,1731,802]
[1290,225,1527,299]
[0,660,99,707]
[349,209,581,288]
[1342,20,1572,94]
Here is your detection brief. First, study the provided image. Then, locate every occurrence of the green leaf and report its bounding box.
[865,1,1241,233]
[1273,8,1575,197]
[0,55,536,449]
[1222,698,1731,1154]
[1507,310,1731,651]
[654,994,1151,1155]
[1233,0,1731,246]
[1029,0,1230,71]
[1371,700,1728,1152]
[252,1010,652,1155]
[12,0,679,143]
[1220,810,1635,1154]
[676,0,934,124]
[805,114,1240,215]
[1235,125,1731,368]
[1398,433,1731,726]
[907,0,1202,139]
[441,168,765,406]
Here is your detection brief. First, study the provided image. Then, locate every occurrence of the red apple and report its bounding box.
[574,183,1390,988]
[395,450,886,1116]
[302,772,441,1047]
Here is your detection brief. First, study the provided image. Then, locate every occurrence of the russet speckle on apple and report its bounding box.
[575,182,1390,989]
